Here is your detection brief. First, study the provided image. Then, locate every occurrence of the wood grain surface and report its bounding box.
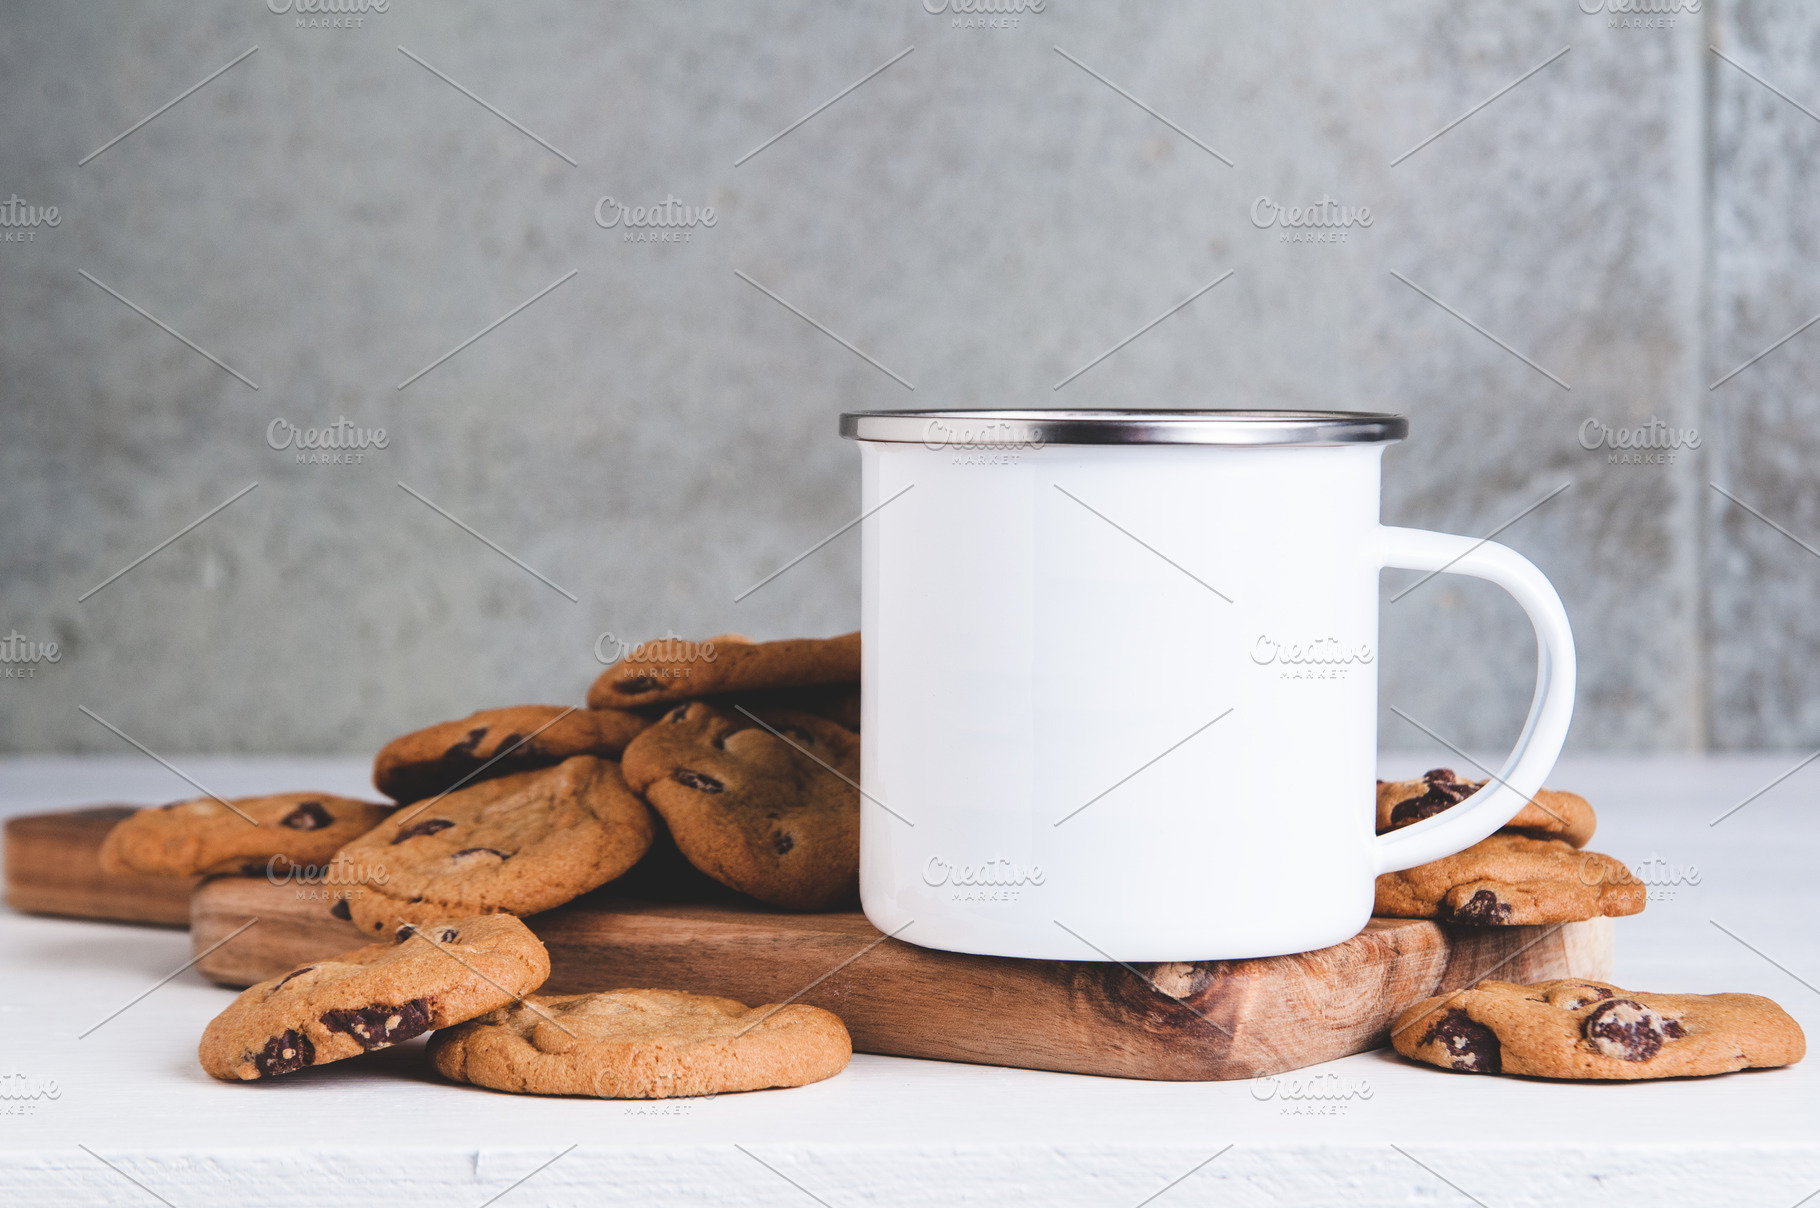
[3,806,195,926]
[191,875,1614,1081]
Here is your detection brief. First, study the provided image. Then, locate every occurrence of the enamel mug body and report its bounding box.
[842,410,1576,962]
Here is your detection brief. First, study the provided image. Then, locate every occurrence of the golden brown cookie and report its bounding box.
[587,631,859,710]
[1374,833,1644,925]
[619,702,859,910]
[697,682,862,732]
[1392,978,1806,1079]
[1376,768,1596,848]
[428,988,851,1098]
[373,705,653,803]
[198,913,550,1081]
[329,756,655,937]
[98,793,392,878]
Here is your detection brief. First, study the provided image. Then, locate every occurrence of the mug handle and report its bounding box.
[1372,525,1577,874]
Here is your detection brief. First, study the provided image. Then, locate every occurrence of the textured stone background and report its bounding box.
[0,1,1805,754]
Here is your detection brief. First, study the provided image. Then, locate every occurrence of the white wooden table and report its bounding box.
[1,754,1815,1206]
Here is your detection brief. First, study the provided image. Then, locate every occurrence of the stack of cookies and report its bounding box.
[97,631,863,1095]
[352,630,864,927]
[197,912,852,1098]
[1374,769,1805,1081]
[1372,768,1645,927]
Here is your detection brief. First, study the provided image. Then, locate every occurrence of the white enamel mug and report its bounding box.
[840,410,1576,961]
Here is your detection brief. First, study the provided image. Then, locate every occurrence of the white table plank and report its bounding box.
[1,754,1815,1206]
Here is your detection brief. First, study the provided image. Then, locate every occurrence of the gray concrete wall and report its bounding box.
[0,0,1806,754]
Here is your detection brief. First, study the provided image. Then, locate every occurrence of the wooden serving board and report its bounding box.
[191,877,1613,1081]
[5,807,1616,1079]
[3,807,196,926]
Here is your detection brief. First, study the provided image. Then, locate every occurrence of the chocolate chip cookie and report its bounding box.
[1392,978,1806,1079]
[619,702,859,910]
[199,913,550,1081]
[1376,768,1596,848]
[373,705,652,803]
[587,631,859,710]
[1374,833,1644,925]
[428,988,851,1098]
[98,793,392,878]
[329,756,655,937]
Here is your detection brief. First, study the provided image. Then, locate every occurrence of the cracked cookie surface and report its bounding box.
[373,705,652,803]
[1376,768,1597,848]
[619,702,859,910]
[330,756,655,937]
[1392,978,1805,1079]
[199,913,549,1081]
[588,632,859,710]
[428,987,851,1098]
[99,792,392,878]
[1373,833,1644,925]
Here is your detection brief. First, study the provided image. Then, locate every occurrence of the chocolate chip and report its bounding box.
[1450,889,1514,925]
[330,898,352,920]
[672,768,724,793]
[436,928,458,943]
[1419,1008,1502,1073]
[1663,1018,1687,1038]
[394,923,418,943]
[1389,770,1480,829]
[391,818,455,844]
[451,847,507,861]
[280,800,333,830]
[1583,999,1673,1062]
[254,1029,314,1077]
[613,675,660,695]
[272,966,315,992]
[774,833,795,855]
[1554,983,1616,1009]
[445,727,489,758]
[320,998,434,1051]
[666,705,691,722]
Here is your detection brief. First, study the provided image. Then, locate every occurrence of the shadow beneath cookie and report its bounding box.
[1360,1039,1795,1085]
[597,816,750,906]
[192,1035,452,1089]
